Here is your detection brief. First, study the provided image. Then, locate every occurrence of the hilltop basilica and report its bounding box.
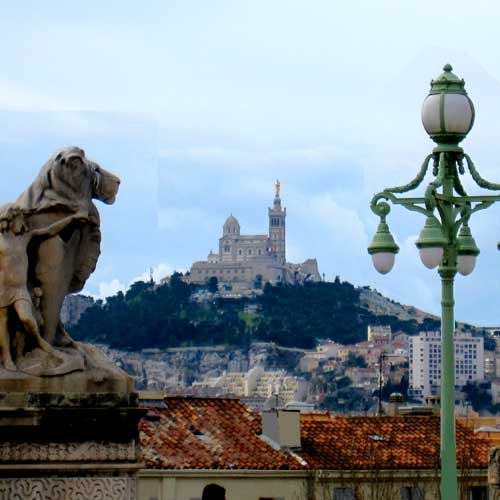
[189,181,321,291]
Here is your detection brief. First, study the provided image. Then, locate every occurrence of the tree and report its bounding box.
[463,381,492,412]
[70,278,476,354]
[254,274,263,289]
[336,375,352,389]
[126,280,151,301]
[207,276,218,293]
[345,352,367,368]
[381,374,409,400]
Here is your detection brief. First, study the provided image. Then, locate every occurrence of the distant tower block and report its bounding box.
[269,179,286,264]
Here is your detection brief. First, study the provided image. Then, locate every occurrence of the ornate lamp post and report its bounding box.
[368,64,500,499]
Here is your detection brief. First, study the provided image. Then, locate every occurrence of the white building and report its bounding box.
[492,379,500,405]
[485,351,497,378]
[367,325,392,343]
[191,367,308,403]
[409,331,484,400]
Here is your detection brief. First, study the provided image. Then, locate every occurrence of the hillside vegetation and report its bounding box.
[69,274,448,351]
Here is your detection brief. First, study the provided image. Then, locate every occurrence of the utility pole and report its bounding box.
[378,352,387,416]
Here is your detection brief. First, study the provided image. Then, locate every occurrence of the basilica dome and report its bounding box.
[223,214,240,235]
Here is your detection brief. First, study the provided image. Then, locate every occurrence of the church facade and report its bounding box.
[189,182,321,291]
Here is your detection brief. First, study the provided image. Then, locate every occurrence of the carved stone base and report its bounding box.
[0,474,136,500]
[0,391,144,500]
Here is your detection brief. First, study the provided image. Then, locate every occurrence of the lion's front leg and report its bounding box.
[34,231,80,345]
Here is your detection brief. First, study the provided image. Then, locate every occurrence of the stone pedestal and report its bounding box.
[0,392,144,500]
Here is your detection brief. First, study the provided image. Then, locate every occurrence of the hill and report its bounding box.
[359,288,438,323]
[67,274,480,351]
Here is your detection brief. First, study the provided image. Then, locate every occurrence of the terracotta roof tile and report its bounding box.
[299,415,490,470]
[140,398,490,471]
[140,397,303,470]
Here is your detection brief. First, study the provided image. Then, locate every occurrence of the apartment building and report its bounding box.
[409,331,484,400]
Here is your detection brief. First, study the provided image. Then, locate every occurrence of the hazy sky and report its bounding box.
[2,1,500,325]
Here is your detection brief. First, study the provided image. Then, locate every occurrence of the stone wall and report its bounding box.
[0,392,144,500]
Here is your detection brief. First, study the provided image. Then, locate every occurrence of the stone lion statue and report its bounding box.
[0,147,120,374]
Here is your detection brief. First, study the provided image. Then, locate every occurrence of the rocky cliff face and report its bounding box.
[104,342,306,390]
[61,295,95,326]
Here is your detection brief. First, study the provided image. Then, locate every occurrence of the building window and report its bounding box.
[238,249,242,255]
[468,487,487,500]
[258,249,262,255]
[333,488,355,500]
[400,486,424,500]
[224,245,230,252]
[248,249,252,255]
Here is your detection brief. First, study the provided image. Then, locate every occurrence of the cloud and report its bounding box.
[286,192,368,263]
[0,81,73,111]
[97,279,127,300]
[308,194,368,252]
[91,262,186,301]
[158,207,214,231]
[131,262,184,284]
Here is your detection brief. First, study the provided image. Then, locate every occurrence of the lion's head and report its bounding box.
[50,147,120,206]
[13,146,120,215]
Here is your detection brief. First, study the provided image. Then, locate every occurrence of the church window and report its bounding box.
[248,249,252,255]
[224,245,230,252]
[238,249,242,255]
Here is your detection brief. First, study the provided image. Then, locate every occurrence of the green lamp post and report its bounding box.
[368,64,500,499]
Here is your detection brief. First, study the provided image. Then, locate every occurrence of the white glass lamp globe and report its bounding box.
[421,64,474,145]
[372,252,395,275]
[457,254,476,276]
[422,93,474,137]
[419,247,444,269]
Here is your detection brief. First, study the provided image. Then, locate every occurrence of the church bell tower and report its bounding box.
[268,180,286,264]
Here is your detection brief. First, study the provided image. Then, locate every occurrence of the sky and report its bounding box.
[1,1,500,325]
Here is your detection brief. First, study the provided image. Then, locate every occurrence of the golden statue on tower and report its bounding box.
[275,179,280,197]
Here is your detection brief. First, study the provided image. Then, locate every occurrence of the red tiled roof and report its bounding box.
[140,398,490,471]
[139,397,303,470]
[299,415,490,470]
